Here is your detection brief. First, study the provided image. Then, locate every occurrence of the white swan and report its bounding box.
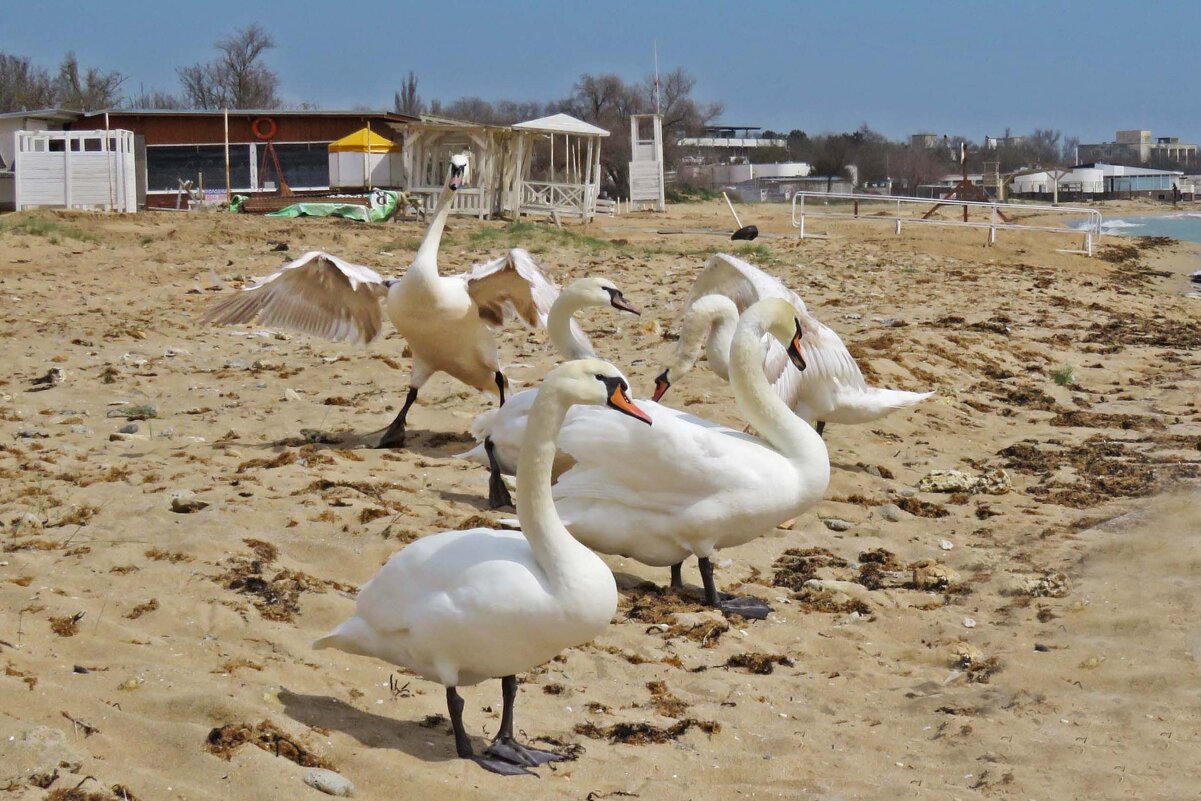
[460,277,641,507]
[202,153,560,447]
[553,298,832,619]
[651,252,932,435]
[314,359,651,776]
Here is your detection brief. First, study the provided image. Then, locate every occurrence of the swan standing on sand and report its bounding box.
[202,154,559,447]
[651,252,932,435]
[553,298,831,619]
[461,277,641,507]
[315,360,651,776]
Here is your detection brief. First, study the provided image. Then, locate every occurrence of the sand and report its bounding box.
[1,201,1199,801]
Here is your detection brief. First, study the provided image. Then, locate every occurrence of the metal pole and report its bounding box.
[223,109,231,203]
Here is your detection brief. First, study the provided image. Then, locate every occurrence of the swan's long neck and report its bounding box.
[410,181,454,281]
[547,293,596,359]
[729,307,826,463]
[703,310,737,383]
[516,389,592,585]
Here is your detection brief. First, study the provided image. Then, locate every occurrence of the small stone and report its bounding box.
[118,676,144,691]
[822,518,852,532]
[69,425,92,434]
[962,617,977,628]
[119,423,139,434]
[776,518,796,530]
[167,488,194,501]
[910,560,960,589]
[171,497,209,514]
[939,539,954,551]
[223,358,250,370]
[252,359,279,370]
[164,347,189,357]
[865,464,882,477]
[878,503,903,522]
[303,768,355,797]
[109,432,134,442]
[898,488,917,498]
[284,388,303,402]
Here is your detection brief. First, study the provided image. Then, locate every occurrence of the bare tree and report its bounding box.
[0,52,57,112]
[178,24,280,109]
[128,87,185,109]
[56,52,124,110]
[393,71,423,116]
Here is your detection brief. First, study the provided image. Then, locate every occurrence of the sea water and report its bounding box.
[1069,212,1201,244]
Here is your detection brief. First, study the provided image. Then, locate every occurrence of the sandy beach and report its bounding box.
[2,201,1200,801]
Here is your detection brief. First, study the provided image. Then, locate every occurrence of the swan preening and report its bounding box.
[315,360,650,775]
[460,276,641,507]
[651,253,932,435]
[202,153,561,447]
[553,298,831,618]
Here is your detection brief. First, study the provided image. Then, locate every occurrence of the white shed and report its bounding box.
[14,129,137,212]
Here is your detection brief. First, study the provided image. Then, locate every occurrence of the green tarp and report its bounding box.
[264,190,401,223]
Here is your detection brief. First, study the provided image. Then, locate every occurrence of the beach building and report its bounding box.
[678,125,786,163]
[1078,130,1197,167]
[2,108,611,219]
[1009,163,1184,200]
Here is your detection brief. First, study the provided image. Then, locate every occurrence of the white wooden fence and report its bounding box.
[15,129,137,212]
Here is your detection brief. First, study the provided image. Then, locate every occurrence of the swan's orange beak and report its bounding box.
[651,370,671,403]
[786,319,806,372]
[607,381,652,425]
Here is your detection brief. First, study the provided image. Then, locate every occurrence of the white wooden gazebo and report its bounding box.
[395,116,521,219]
[512,113,609,221]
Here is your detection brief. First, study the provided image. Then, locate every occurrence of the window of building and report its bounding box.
[146,145,251,192]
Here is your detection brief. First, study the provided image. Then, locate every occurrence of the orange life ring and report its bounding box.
[251,117,277,141]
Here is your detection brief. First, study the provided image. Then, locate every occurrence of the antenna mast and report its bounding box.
[653,40,661,115]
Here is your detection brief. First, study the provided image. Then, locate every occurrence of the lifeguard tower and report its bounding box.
[628,114,665,211]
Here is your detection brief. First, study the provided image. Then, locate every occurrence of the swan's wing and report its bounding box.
[763,314,868,412]
[463,248,558,329]
[201,251,387,345]
[554,402,766,512]
[675,252,808,326]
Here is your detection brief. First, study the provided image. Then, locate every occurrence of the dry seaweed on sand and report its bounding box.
[723,652,795,675]
[772,547,848,591]
[645,680,689,717]
[621,581,707,624]
[212,539,354,622]
[574,718,720,745]
[204,720,334,768]
[661,618,729,648]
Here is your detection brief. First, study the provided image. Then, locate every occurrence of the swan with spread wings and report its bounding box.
[202,154,559,447]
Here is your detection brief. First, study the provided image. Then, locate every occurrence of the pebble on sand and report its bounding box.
[822,518,853,532]
[877,504,903,522]
[303,768,355,797]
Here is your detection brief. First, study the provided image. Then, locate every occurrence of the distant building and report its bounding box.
[1009,163,1183,200]
[910,132,939,149]
[1078,129,1196,166]
[677,125,786,163]
[984,134,1026,149]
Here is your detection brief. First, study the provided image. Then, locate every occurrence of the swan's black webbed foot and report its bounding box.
[484,737,566,768]
[485,437,513,509]
[718,595,773,620]
[377,386,419,448]
[471,753,538,776]
[697,556,771,620]
[377,424,406,449]
[814,420,827,438]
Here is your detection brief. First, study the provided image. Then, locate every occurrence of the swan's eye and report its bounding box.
[595,374,605,381]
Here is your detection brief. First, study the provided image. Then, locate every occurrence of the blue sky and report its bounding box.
[6,0,1200,143]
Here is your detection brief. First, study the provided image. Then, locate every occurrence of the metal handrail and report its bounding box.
[790,191,1104,255]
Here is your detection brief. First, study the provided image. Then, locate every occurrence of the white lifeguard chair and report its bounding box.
[628,114,665,211]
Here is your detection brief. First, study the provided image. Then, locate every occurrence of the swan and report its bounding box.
[460,276,641,507]
[202,153,560,447]
[552,298,832,619]
[650,252,932,435]
[314,359,651,776]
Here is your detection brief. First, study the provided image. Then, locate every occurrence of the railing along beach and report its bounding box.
[790,192,1104,256]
